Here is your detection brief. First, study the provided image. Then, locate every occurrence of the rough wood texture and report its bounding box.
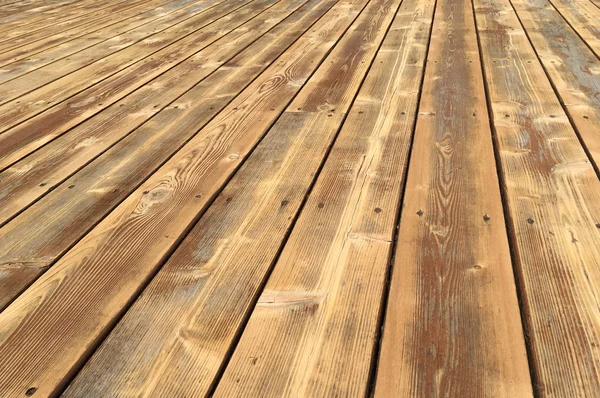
[547,0,600,56]
[0,0,599,395]
[214,0,435,395]
[0,0,281,227]
[373,0,533,395]
[0,0,373,395]
[0,0,197,79]
[476,0,600,395]
[0,0,316,309]
[509,0,600,171]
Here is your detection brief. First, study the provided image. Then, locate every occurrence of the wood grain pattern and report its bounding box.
[476,0,600,395]
[0,0,140,45]
[214,0,436,396]
[0,0,599,394]
[0,0,282,226]
[547,0,600,56]
[0,0,260,170]
[0,0,313,309]
[0,0,194,78]
[0,0,237,110]
[69,0,413,394]
[373,0,533,394]
[509,0,600,172]
[0,0,189,61]
[0,0,371,395]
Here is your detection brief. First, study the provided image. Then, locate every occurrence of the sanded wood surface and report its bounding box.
[0,0,598,396]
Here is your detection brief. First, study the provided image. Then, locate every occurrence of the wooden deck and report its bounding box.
[0,0,599,396]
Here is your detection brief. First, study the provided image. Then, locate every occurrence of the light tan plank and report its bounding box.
[476,0,600,395]
[0,0,194,75]
[213,0,436,396]
[0,0,371,394]
[0,0,236,109]
[0,0,312,309]
[373,0,532,394]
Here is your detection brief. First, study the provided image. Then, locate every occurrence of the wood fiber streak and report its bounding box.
[477,0,600,395]
[0,0,197,78]
[214,0,434,396]
[374,0,532,395]
[0,0,314,309]
[0,0,240,113]
[0,0,371,395]
[0,0,282,228]
[510,0,600,170]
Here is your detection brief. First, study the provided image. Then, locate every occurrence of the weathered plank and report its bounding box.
[0,0,195,76]
[547,0,600,56]
[509,0,600,171]
[0,0,286,227]
[0,0,313,308]
[213,0,436,396]
[0,0,372,395]
[0,0,174,58]
[0,0,136,41]
[373,0,533,395]
[475,0,600,395]
[0,0,237,109]
[62,0,408,393]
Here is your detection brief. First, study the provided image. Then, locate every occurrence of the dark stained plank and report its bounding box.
[0,0,238,110]
[373,0,533,394]
[475,0,600,395]
[0,0,374,394]
[0,0,195,77]
[213,0,435,395]
[0,0,313,309]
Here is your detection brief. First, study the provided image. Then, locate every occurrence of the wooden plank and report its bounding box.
[0,0,74,17]
[475,0,600,395]
[0,0,373,394]
[0,0,315,308]
[510,0,600,172]
[0,0,81,25]
[0,0,153,56]
[0,0,132,39]
[67,0,414,393]
[211,0,436,396]
[373,0,533,394]
[0,0,237,108]
[0,0,192,74]
[0,0,255,136]
[547,0,600,56]
[0,0,271,172]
